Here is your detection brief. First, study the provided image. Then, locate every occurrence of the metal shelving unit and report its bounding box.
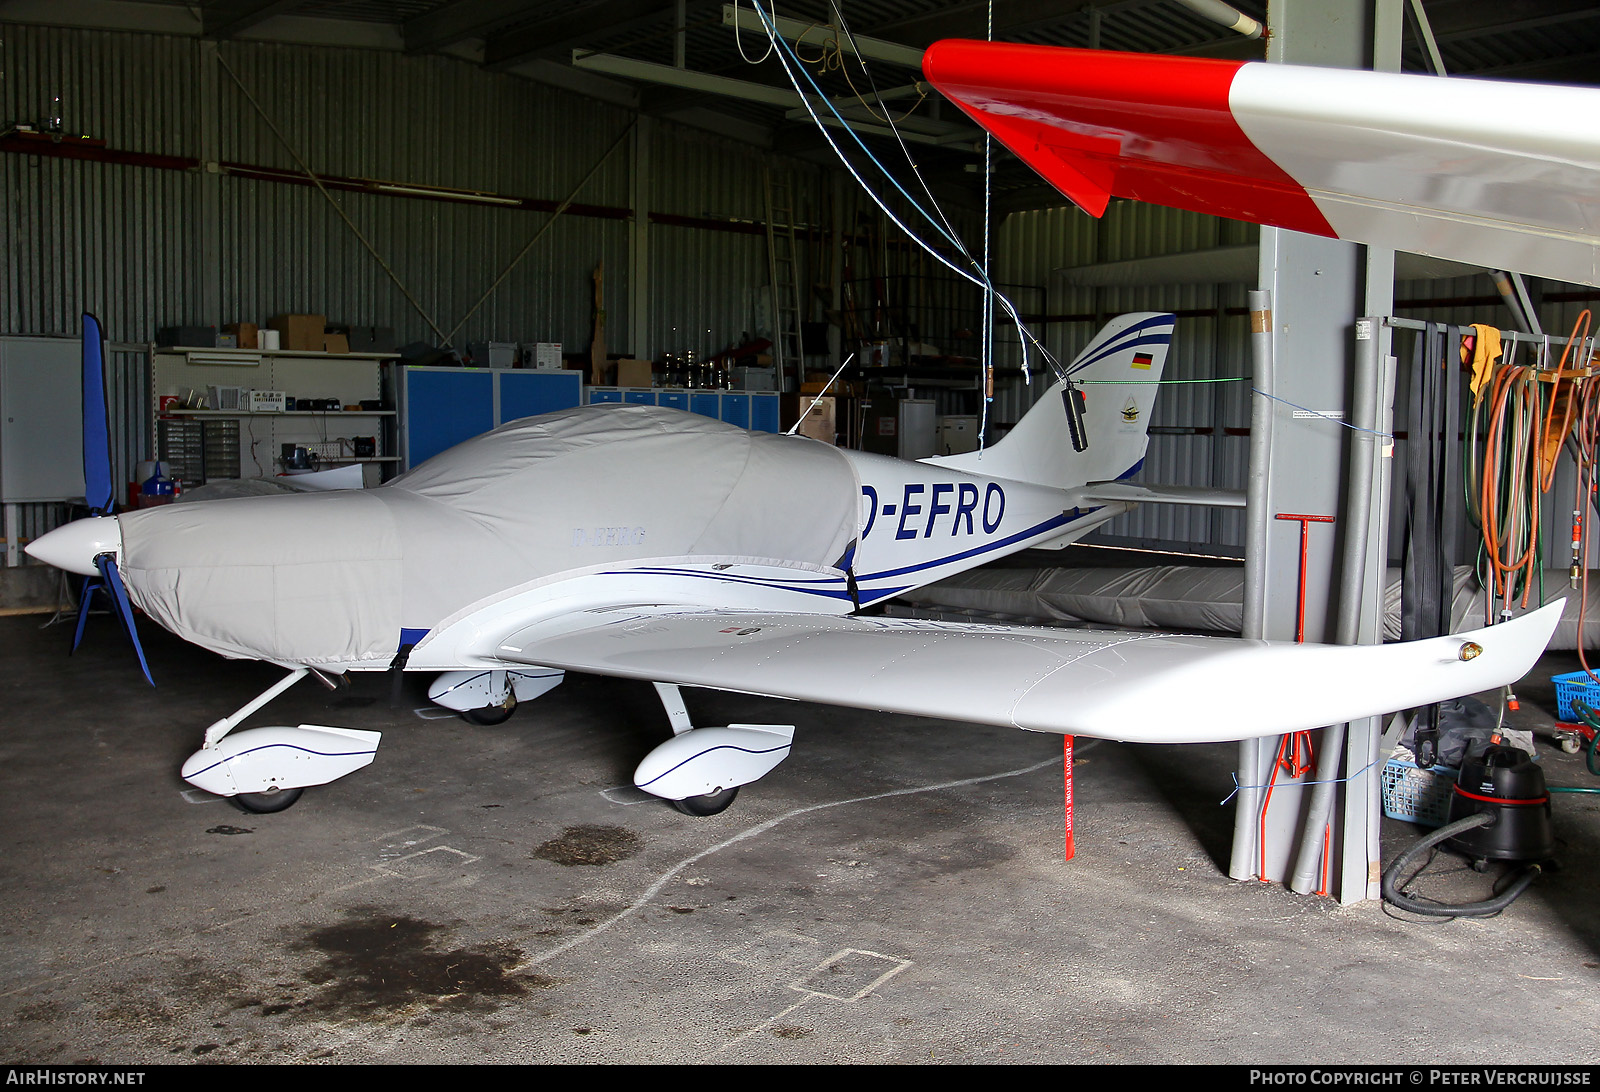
[151,346,398,484]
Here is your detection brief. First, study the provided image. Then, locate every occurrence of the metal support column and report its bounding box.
[199,41,223,327]
[628,117,652,361]
[1230,0,1397,899]
[764,167,804,390]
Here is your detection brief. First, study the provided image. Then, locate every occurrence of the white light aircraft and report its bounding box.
[28,310,1559,815]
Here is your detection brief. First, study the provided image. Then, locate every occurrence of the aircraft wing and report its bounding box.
[922,41,1600,287]
[490,600,1562,744]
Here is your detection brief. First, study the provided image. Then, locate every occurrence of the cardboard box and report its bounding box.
[785,395,835,444]
[322,332,350,354]
[615,359,654,388]
[224,323,259,350]
[534,342,562,371]
[269,314,326,352]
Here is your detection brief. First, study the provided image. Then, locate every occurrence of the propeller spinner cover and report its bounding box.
[26,516,121,576]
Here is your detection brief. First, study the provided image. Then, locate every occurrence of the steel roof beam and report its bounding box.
[484,0,678,70]
[403,0,542,54]
[202,0,309,39]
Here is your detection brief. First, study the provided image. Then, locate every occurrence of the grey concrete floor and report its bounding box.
[1,612,1597,1065]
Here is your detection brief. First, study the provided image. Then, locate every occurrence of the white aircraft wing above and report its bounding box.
[491,600,1562,745]
[922,41,1600,287]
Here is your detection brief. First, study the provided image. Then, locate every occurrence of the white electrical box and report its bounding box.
[245,390,287,413]
[534,342,563,370]
[939,415,980,455]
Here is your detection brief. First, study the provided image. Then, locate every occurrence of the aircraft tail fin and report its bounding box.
[928,312,1175,492]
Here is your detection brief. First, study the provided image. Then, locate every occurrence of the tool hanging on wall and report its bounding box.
[1553,313,1600,685]
[1467,312,1595,633]
[1259,513,1334,888]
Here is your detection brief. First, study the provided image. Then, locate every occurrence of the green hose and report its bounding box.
[1564,699,1600,777]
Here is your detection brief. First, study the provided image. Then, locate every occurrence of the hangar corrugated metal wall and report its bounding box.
[0,22,803,352]
[0,21,826,541]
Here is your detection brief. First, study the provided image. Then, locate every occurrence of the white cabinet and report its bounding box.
[151,347,397,485]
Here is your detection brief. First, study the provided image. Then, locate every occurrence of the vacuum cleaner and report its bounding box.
[1382,738,1554,917]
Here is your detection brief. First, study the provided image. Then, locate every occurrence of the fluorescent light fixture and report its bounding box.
[185,352,261,366]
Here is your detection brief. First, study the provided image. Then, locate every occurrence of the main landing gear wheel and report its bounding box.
[235,786,304,814]
[671,786,739,816]
[462,693,517,726]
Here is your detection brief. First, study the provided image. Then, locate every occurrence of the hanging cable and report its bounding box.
[745,1,1064,384]
[980,0,995,444]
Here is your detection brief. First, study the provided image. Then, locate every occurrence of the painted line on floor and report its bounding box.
[512,753,1062,972]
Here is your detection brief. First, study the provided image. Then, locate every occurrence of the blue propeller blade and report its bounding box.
[94,552,154,687]
[82,313,114,516]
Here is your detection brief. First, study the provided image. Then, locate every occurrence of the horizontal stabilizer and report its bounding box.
[1079,483,1246,508]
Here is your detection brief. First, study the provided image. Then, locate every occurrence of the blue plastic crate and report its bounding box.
[1381,753,1458,828]
[1551,670,1600,722]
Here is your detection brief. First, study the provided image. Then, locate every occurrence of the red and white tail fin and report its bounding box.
[928,312,1174,492]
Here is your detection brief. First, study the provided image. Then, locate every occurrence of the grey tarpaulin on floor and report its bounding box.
[898,564,1598,648]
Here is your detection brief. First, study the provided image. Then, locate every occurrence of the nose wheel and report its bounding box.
[670,786,738,816]
[462,691,517,726]
[235,786,304,813]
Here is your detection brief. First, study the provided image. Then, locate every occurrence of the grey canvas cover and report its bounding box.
[118,404,860,666]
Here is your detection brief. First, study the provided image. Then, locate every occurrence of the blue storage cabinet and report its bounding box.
[401,368,581,469]
[583,387,780,433]
[500,369,582,422]
[721,393,750,429]
[751,394,780,433]
[401,369,494,469]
